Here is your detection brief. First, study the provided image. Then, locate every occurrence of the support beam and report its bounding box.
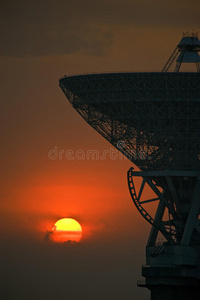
[162,46,179,72]
[145,178,176,219]
[147,200,166,247]
[166,176,180,212]
[181,176,200,245]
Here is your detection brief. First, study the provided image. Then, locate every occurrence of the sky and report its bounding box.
[0,1,200,299]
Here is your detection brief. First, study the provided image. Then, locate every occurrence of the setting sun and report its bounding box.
[51,218,82,243]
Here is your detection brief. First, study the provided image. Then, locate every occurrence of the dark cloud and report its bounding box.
[0,0,199,57]
[43,230,53,241]
[0,20,113,57]
[0,0,114,57]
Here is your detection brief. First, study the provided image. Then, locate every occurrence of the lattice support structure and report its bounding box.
[128,169,200,300]
[59,35,200,300]
[59,72,200,174]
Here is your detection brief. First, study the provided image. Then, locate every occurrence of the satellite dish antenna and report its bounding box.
[59,33,200,300]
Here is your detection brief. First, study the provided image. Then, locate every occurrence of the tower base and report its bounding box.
[149,286,200,300]
[139,245,200,300]
[138,274,200,300]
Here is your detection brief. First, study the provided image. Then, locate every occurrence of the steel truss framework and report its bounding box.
[128,168,200,299]
[59,71,200,299]
[60,72,200,174]
[128,168,200,246]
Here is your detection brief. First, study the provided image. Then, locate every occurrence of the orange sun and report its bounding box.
[51,218,82,243]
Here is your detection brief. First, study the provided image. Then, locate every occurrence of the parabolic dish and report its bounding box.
[59,72,200,171]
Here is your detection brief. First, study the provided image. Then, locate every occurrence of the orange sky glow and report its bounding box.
[1,1,199,299]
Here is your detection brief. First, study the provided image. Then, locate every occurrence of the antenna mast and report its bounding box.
[162,32,200,72]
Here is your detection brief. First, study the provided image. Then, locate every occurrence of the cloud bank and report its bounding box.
[1,0,199,57]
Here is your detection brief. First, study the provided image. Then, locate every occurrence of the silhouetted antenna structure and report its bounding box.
[162,32,200,72]
[59,33,200,300]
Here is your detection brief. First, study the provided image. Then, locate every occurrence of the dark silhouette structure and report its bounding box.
[59,33,200,300]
